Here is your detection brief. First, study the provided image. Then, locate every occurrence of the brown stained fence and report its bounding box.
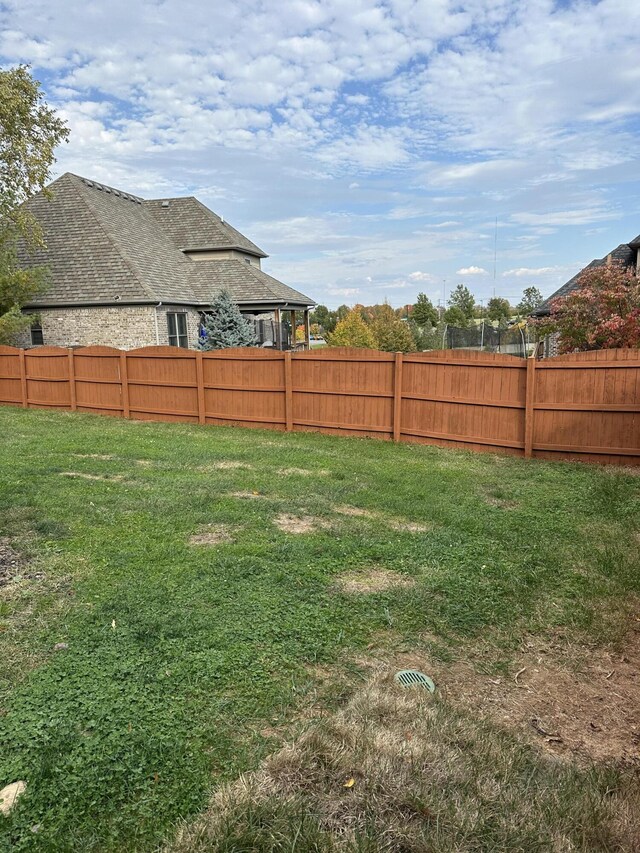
[0,345,639,465]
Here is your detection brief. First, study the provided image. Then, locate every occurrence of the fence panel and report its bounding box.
[73,346,124,417]
[0,346,21,405]
[24,347,72,410]
[202,349,287,430]
[291,348,395,438]
[533,349,640,464]
[400,350,527,454]
[0,345,638,465]
[126,347,199,423]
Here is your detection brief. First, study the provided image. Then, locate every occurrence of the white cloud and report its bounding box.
[502,266,562,277]
[1,0,639,307]
[457,266,488,275]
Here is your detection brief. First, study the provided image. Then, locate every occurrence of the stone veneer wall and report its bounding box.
[15,305,202,350]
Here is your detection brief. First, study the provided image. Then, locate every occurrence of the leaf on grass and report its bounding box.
[343,777,355,788]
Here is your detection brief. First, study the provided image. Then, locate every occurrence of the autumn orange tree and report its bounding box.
[538,263,640,353]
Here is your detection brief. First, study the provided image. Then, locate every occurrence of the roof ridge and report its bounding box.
[68,176,161,302]
[63,172,145,204]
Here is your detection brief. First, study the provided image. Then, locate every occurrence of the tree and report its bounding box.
[327,307,376,348]
[412,292,438,326]
[370,303,416,352]
[535,263,640,353]
[0,65,69,344]
[197,289,257,349]
[443,305,468,327]
[487,297,512,324]
[310,304,337,334]
[448,284,475,319]
[516,286,543,315]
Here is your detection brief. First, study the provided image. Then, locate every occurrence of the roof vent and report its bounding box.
[161,200,170,208]
[95,183,103,191]
[113,190,120,197]
[85,180,94,187]
[105,187,111,193]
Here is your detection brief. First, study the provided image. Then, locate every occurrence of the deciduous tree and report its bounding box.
[0,65,69,344]
[370,303,416,352]
[412,292,439,326]
[487,297,512,324]
[448,284,476,319]
[516,286,543,315]
[536,263,640,353]
[327,307,376,348]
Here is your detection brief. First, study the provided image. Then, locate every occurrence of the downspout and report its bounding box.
[154,302,162,345]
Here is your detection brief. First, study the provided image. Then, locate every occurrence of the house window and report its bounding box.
[30,323,44,346]
[167,312,189,348]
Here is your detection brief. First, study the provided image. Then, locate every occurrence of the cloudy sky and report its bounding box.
[2,0,640,308]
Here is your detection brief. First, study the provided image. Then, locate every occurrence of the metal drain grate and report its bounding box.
[394,670,435,692]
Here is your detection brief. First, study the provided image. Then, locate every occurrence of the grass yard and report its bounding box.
[0,406,639,852]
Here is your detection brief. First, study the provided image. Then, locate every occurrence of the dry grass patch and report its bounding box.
[332,505,430,533]
[335,568,416,594]
[188,525,236,547]
[333,505,376,518]
[273,514,332,535]
[72,453,115,461]
[280,467,330,477]
[212,460,254,470]
[59,472,123,482]
[387,519,430,533]
[229,491,266,500]
[165,669,637,853]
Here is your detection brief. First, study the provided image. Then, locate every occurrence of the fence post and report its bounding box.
[195,351,205,425]
[18,349,28,408]
[120,351,130,419]
[524,354,537,458]
[284,351,293,432]
[67,349,77,411]
[393,351,403,441]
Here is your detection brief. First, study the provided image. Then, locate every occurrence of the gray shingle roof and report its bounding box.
[144,196,267,257]
[534,240,637,316]
[18,172,313,309]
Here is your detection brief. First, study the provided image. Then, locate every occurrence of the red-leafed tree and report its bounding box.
[537,262,640,353]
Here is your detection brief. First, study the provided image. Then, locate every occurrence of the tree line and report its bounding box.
[310,285,545,352]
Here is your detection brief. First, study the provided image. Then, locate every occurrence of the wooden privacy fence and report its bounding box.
[0,345,639,465]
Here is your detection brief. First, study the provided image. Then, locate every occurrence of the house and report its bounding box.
[15,172,315,350]
[531,232,640,356]
[534,233,640,317]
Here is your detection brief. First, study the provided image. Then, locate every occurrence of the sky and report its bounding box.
[2,0,640,309]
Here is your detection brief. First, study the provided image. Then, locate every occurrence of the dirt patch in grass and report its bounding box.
[165,668,638,853]
[60,472,123,482]
[442,630,640,766]
[335,568,416,594]
[0,538,27,587]
[274,514,331,535]
[188,525,235,546]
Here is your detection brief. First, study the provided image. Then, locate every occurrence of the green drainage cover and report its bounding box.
[394,670,436,692]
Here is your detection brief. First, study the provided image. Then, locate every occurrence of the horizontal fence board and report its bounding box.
[0,345,637,465]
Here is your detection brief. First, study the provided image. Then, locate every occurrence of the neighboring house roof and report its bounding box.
[17,172,313,309]
[534,239,637,316]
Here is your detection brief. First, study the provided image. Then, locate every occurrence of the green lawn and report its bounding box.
[0,406,638,852]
